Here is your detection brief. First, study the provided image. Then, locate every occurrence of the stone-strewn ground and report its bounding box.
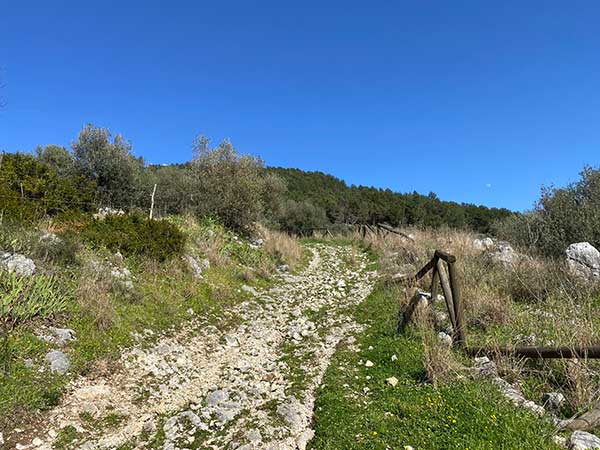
[18,244,376,450]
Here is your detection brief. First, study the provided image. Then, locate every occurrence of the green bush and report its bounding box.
[80,214,186,261]
[494,166,600,257]
[277,199,329,235]
[0,152,96,224]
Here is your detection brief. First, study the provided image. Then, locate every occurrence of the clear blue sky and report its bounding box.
[1,1,599,211]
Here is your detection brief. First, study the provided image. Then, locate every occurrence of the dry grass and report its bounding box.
[76,263,115,331]
[360,224,600,420]
[257,224,303,270]
[415,309,464,386]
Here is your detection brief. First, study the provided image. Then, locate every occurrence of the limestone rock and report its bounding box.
[437,331,453,346]
[473,237,495,252]
[0,252,36,276]
[386,376,399,387]
[543,392,565,410]
[489,241,517,266]
[45,350,71,374]
[570,431,600,450]
[296,429,314,450]
[566,242,600,280]
[38,327,76,347]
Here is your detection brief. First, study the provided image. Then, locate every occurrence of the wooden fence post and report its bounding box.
[447,260,466,347]
[435,259,457,330]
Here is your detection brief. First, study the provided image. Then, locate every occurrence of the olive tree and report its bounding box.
[72,124,143,207]
[190,136,281,233]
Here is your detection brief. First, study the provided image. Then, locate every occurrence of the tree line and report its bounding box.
[268,168,512,234]
[1,124,512,234]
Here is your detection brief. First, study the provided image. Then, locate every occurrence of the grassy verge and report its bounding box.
[310,284,560,450]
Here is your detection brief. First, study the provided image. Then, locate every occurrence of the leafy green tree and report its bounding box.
[35,145,77,178]
[191,136,276,233]
[72,124,143,207]
[495,166,600,256]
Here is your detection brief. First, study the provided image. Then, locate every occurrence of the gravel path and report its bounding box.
[21,244,376,450]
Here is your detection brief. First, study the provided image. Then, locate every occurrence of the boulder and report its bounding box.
[570,431,600,450]
[542,392,565,410]
[38,327,76,347]
[566,242,600,280]
[0,252,36,276]
[489,242,516,266]
[473,237,495,252]
[45,350,71,374]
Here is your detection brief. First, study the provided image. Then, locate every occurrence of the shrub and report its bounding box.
[0,152,96,224]
[0,272,69,327]
[494,166,600,257]
[80,215,186,261]
[277,199,329,235]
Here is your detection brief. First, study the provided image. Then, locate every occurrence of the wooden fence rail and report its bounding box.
[398,249,466,347]
[398,250,600,359]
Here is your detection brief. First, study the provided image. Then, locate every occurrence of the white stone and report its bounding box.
[543,392,565,410]
[386,376,399,387]
[45,350,70,374]
[570,431,600,450]
[0,252,36,276]
[437,331,453,346]
[365,360,374,367]
[296,429,314,450]
[566,242,600,280]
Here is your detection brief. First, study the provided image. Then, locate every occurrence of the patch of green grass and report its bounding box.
[54,425,81,450]
[310,285,560,450]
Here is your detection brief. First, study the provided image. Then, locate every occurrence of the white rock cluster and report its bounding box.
[0,251,36,276]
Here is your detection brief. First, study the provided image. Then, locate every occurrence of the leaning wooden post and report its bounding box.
[149,183,157,220]
[430,264,439,304]
[447,260,466,347]
[435,259,457,330]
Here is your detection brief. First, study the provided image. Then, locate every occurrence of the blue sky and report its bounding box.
[1,1,599,211]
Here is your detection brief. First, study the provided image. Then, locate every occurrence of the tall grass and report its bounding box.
[0,272,69,327]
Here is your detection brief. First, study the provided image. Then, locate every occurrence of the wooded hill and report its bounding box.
[269,167,512,233]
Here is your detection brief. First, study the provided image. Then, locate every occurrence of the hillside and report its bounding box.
[269,167,512,233]
[2,137,600,449]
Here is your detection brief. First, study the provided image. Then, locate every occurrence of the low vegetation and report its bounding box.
[0,273,69,326]
[310,285,558,449]
[343,224,600,445]
[80,214,186,261]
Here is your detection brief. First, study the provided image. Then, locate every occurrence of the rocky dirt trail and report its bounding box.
[18,244,376,450]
